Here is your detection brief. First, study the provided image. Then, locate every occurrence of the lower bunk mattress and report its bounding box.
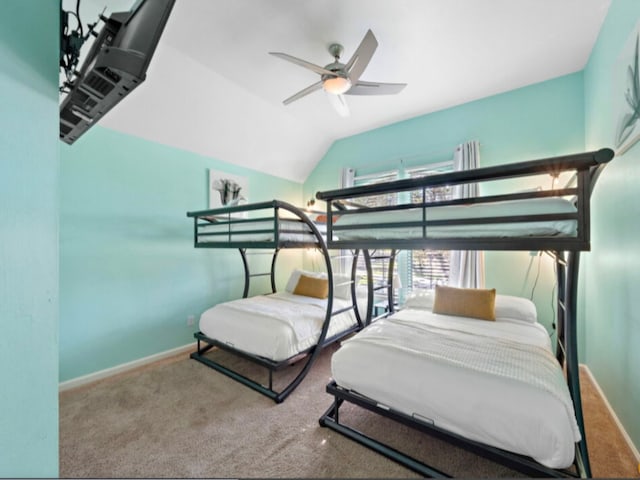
[330,308,581,469]
[199,292,357,362]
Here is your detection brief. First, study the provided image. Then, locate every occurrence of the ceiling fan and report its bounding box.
[269,29,407,117]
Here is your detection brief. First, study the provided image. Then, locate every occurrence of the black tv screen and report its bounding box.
[60,0,176,144]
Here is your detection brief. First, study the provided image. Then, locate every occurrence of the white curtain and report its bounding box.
[449,141,485,289]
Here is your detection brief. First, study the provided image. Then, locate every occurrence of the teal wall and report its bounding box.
[59,127,302,381]
[0,0,60,476]
[304,73,586,332]
[583,0,640,452]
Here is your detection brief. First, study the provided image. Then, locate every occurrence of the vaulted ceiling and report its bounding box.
[71,0,611,182]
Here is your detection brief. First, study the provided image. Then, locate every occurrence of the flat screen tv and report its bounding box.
[60,0,176,144]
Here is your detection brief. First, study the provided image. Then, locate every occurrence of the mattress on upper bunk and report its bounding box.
[333,197,577,239]
[199,291,357,361]
[331,301,580,469]
[198,219,325,243]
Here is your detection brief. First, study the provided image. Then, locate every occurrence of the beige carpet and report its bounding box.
[60,345,639,478]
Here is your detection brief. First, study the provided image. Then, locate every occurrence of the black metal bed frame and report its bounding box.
[186,200,370,403]
[315,148,615,477]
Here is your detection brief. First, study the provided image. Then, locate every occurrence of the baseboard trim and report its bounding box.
[580,363,640,463]
[59,342,196,392]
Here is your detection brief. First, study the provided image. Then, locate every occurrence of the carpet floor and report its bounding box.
[60,345,639,478]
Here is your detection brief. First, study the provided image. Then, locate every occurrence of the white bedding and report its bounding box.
[331,308,580,468]
[199,292,357,361]
[333,197,577,239]
[198,219,325,243]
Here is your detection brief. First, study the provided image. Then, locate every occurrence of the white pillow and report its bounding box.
[333,273,353,300]
[403,290,537,324]
[403,289,435,309]
[285,269,327,293]
[494,294,537,324]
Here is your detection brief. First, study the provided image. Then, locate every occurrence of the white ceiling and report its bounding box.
[72,0,611,183]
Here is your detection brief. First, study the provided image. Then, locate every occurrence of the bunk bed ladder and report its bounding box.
[359,249,373,326]
[368,250,397,322]
[324,248,373,330]
[238,248,279,298]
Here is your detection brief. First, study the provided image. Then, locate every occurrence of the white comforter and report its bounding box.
[331,309,580,468]
[199,292,357,361]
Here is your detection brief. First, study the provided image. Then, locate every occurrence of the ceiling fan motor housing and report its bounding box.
[328,43,344,59]
[322,61,349,81]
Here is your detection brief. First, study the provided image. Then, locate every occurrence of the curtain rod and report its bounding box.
[351,141,482,181]
[353,150,454,178]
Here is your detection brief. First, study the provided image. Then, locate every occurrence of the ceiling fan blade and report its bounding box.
[282,81,323,105]
[344,29,378,82]
[269,52,335,76]
[326,93,350,117]
[347,80,407,96]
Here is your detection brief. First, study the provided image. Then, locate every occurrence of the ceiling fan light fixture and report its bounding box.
[322,75,351,95]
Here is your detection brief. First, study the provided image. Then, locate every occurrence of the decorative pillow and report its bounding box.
[285,269,326,293]
[432,285,496,321]
[494,294,537,324]
[293,274,329,299]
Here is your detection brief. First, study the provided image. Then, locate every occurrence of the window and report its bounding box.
[349,161,454,298]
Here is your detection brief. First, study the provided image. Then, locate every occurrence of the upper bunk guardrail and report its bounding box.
[186,199,329,249]
[315,148,614,252]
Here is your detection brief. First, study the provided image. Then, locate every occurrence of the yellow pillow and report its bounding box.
[432,285,496,321]
[293,274,329,299]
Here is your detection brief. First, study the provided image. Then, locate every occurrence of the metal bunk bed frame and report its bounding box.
[315,148,615,477]
[186,200,369,403]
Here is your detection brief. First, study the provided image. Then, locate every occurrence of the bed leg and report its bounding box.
[319,398,343,427]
